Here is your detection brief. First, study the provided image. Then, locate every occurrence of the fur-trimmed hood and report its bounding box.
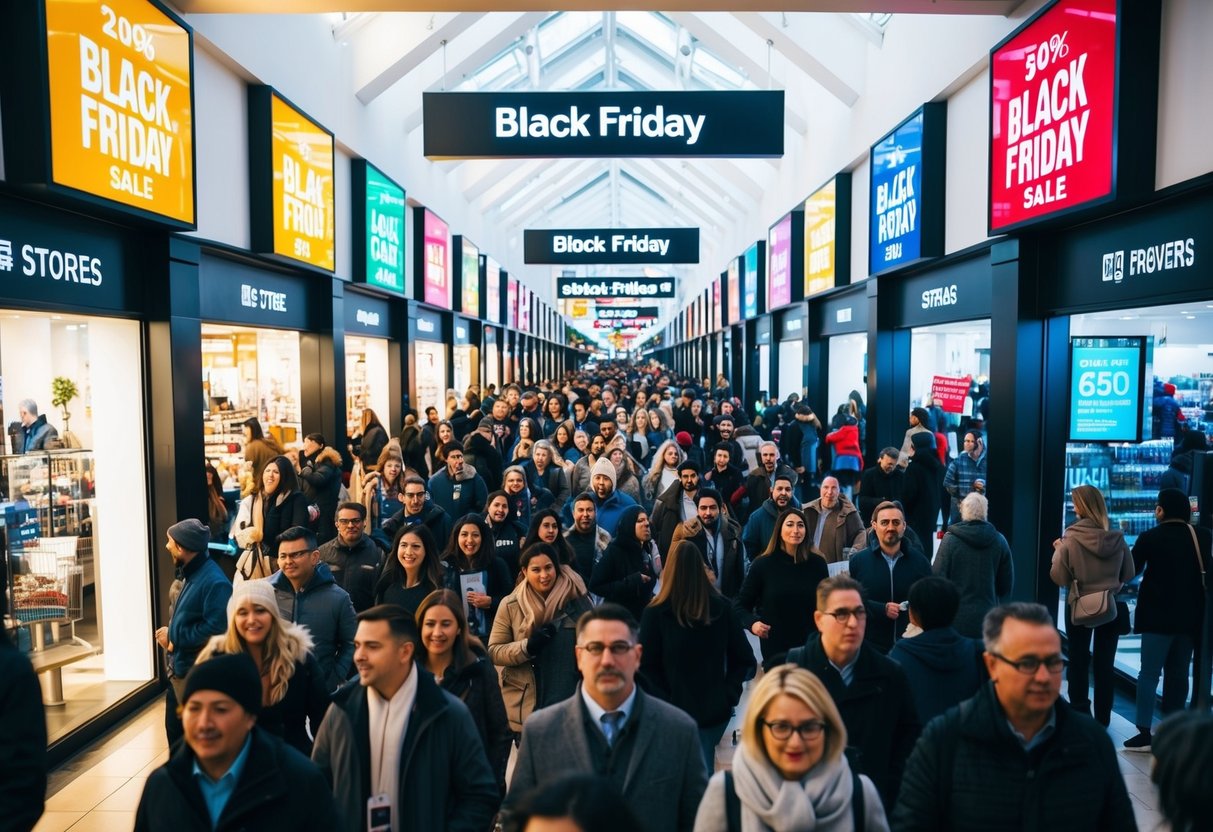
[197,619,315,667]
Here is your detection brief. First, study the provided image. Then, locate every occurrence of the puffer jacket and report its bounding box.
[197,622,330,755]
[1049,517,1134,598]
[270,562,357,691]
[488,587,593,733]
[933,520,1015,638]
[464,430,504,493]
[297,446,343,543]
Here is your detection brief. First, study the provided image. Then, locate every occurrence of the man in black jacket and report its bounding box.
[312,605,498,831]
[857,447,904,527]
[742,441,799,523]
[650,462,701,557]
[670,489,745,598]
[704,444,745,511]
[379,475,454,550]
[892,602,1136,832]
[297,433,343,543]
[317,502,383,613]
[136,653,340,832]
[788,575,919,810]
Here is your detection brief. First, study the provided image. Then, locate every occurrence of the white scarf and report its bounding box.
[730,744,858,832]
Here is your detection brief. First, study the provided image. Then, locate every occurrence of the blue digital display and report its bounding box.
[1069,337,1145,442]
[743,243,759,318]
[870,111,924,272]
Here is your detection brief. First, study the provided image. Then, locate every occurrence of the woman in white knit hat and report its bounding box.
[196,579,330,755]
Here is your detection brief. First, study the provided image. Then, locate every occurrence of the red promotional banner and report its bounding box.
[989,0,1117,233]
[931,375,972,414]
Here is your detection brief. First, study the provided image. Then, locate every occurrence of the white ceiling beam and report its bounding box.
[460,158,544,202]
[485,160,608,220]
[734,12,864,106]
[622,160,733,227]
[352,13,483,104]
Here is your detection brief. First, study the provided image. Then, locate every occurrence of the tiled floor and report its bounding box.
[42,675,1164,832]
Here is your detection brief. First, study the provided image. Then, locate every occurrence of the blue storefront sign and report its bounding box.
[1069,337,1147,442]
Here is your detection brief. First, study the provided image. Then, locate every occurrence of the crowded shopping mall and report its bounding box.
[1,0,1211,830]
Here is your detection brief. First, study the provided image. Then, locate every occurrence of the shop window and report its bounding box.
[1062,302,1213,689]
[826,333,867,421]
[1,313,153,743]
[346,337,390,442]
[909,320,991,445]
[202,324,302,493]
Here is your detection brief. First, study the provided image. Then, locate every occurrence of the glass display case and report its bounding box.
[1,449,97,705]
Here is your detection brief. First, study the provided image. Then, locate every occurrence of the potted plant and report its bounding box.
[51,376,79,434]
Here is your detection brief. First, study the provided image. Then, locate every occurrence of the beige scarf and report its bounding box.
[519,566,588,637]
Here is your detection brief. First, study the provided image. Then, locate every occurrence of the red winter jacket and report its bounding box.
[826,424,864,469]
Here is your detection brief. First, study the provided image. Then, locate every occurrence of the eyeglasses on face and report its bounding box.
[578,641,635,656]
[278,549,312,561]
[989,651,1067,675]
[823,607,867,623]
[336,518,364,526]
[763,720,827,741]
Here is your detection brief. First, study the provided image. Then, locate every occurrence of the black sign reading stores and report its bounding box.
[0,194,139,314]
[525,228,699,264]
[423,91,784,159]
[557,276,676,299]
[198,255,314,330]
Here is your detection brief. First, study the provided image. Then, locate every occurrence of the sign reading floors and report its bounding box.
[423,91,784,159]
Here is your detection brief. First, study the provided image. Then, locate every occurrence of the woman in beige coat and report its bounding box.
[1050,484,1134,726]
[488,542,593,735]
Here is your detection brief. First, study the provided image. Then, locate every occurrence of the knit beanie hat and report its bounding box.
[591,457,617,489]
[675,431,693,448]
[168,519,211,555]
[183,652,263,716]
[226,578,280,623]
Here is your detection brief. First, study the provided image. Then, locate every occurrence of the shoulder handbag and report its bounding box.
[234,541,273,585]
[1069,579,1117,627]
[1187,524,1208,591]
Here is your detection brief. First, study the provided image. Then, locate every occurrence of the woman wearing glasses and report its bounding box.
[639,541,756,774]
[734,507,830,669]
[694,665,888,831]
[489,542,592,737]
[1049,484,1134,726]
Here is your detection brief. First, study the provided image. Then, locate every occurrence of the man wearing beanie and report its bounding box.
[897,407,933,468]
[561,455,635,539]
[135,653,339,831]
[156,518,232,746]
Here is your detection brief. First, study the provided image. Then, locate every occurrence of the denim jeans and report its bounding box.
[1135,632,1193,728]
[697,721,729,775]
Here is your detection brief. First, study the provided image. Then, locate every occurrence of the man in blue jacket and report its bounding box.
[561,457,635,537]
[741,473,798,562]
[270,526,358,691]
[156,518,232,745]
[848,502,932,653]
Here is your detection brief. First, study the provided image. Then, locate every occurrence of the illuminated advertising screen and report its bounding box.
[804,178,838,296]
[44,0,195,225]
[767,213,792,309]
[742,243,759,318]
[422,210,449,307]
[990,0,1119,233]
[485,257,501,322]
[727,258,741,322]
[506,278,518,328]
[354,161,405,293]
[1069,336,1146,442]
[869,104,944,276]
[712,278,722,331]
[461,238,480,316]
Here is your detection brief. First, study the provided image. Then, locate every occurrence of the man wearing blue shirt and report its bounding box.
[136,653,339,831]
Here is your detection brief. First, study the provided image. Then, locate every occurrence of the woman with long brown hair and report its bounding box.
[374,524,448,618]
[488,542,593,736]
[734,507,830,669]
[1050,483,1134,725]
[416,589,512,797]
[640,540,755,773]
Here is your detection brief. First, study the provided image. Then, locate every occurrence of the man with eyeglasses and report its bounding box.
[317,502,382,613]
[377,475,453,552]
[893,602,1135,832]
[270,526,358,692]
[508,604,707,832]
[787,574,919,810]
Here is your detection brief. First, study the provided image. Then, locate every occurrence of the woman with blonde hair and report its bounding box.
[196,579,330,755]
[489,542,593,736]
[1050,483,1134,726]
[640,541,755,773]
[362,445,406,530]
[694,665,888,831]
[643,439,685,504]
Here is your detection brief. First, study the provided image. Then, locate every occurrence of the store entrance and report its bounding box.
[345,336,390,446]
[909,319,991,448]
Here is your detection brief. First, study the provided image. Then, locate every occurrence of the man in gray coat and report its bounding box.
[270,526,357,691]
[507,604,707,832]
